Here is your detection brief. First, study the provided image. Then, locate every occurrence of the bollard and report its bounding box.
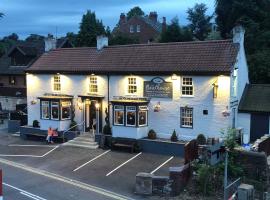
[0,169,2,200]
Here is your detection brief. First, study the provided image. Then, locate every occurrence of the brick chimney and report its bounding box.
[97,35,108,51]
[149,12,158,23]
[162,17,166,32]
[119,13,126,24]
[44,34,56,52]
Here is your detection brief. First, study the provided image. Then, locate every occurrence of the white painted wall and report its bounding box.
[237,113,251,144]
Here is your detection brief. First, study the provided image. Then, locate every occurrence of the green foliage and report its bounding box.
[109,33,139,45]
[171,129,178,142]
[197,133,206,145]
[221,128,238,151]
[25,34,45,42]
[77,10,106,47]
[187,3,213,40]
[69,120,77,131]
[215,0,270,83]
[148,129,157,139]
[66,32,78,47]
[102,124,112,135]
[159,17,193,43]
[127,6,144,20]
[32,120,40,128]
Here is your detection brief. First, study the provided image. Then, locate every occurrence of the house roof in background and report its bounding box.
[239,84,270,113]
[0,86,26,97]
[27,39,239,74]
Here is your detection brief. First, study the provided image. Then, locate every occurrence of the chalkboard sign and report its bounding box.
[144,77,172,98]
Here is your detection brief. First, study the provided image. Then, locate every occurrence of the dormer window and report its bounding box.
[89,76,98,93]
[130,25,134,33]
[53,75,61,92]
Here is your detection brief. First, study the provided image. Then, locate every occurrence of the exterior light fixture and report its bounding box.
[95,102,100,110]
[171,74,178,80]
[154,102,161,112]
[222,106,230,117]
[85,99,91,105]
[57,73,60,75]
[213,83,218,98]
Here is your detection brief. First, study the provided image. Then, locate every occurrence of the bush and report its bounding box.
[148,129,157,139]
[69,120,77,131]
[171,129,178,142]
[197,133,206,145]
[32,120,40,128]
[103,124,112,135]
[221,128,238,151]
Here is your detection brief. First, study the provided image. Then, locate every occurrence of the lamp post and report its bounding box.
[95,102,100,135]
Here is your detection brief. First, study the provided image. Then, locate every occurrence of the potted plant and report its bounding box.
[197,133,207,145]
[171,129,178,142]
[32,120,40,128]
[148,129,157,139]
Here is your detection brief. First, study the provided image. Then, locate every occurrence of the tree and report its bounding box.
[159,17,193,43]
[187,3,212,41]
[3,33,19,41]
[127,6,144,20]
[77,10,106,47]
[215,0,270,83]
[109,32,139,45]
[25,34,45,42]
[66,32,78,47]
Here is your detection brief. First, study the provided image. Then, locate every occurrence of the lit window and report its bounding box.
[128,77,137,94]
[53,75,61,92]
[182,77,193,96]
[41,101,50,119]
[137,25,141,32]
[9,76,16,85]
[114,105,124,125]
[89,76,98,93]
[138,106,147,126]
[126,106,136,126]
[51,101,59,120]
[130,25,134,33]
[61,101,71,120]
[180,107,193,128]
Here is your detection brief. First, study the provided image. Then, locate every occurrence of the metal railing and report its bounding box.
[62,121,85,143]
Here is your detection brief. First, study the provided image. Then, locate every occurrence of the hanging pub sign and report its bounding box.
[144,77,173,98]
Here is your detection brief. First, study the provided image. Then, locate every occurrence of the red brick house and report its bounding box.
[113,12,166,43]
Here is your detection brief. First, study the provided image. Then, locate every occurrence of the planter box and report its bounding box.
[138,138,185,157]
[8,120,21,133]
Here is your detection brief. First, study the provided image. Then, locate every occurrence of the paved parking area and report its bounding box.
[0,132,184,198]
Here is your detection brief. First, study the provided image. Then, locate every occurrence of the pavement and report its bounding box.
[0,131,184,199]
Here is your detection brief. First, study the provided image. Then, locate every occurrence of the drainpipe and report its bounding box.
[107,74,110,125]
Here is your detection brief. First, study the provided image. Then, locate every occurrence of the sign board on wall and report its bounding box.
[144,77,172,98]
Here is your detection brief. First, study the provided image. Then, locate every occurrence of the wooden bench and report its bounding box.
[112,138,136,153]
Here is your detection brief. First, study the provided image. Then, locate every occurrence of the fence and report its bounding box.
[224,178,241,200]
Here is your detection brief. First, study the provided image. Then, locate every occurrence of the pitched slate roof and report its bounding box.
[138,16,162,32]
[27,40,239,75]
[239,84,270,113]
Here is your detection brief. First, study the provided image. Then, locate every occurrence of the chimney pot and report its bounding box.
[97,35,108,51]
[120,13,126,24]
[149,11,158,23]
[44,35,56,52]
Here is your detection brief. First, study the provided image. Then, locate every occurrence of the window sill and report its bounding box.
[180,125,193,129]
[181,95,194,98]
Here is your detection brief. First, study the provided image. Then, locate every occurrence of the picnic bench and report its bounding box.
[111,137,137,153]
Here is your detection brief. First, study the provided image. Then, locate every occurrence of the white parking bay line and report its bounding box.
[150,156,174,174]
[106,152,142,177]
[73,150,111,172]
[3,182,47,200]
[8,144,56,148]
[41,146,59,157]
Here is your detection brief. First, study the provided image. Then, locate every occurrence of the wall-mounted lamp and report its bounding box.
[212,83,219,98]
[222,106,230,117]
[171,74,178,80]
[154,102,161,112]
[85,99,91,105]
[31,99,37,105]
[95,102,100,110]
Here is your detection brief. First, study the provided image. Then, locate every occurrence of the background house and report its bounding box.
[113,12,166,43]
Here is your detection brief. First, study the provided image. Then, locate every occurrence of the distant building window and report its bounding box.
[51,101,59,120]
[114,105,124,126]
[130,25,134,33]
[9,76,16,85]
[53,75,61,92]
[128,77,137,94]
[126,106,136,126]
[41,101,50,119]
[182,77,193,96]
[89,76,98,93]
[180,107,193,128]
[61,101,71,120]
[137,25,141,32]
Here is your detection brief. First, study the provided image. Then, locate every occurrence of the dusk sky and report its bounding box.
[0,0,215,39]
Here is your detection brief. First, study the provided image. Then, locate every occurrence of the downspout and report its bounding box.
[107,74,110,125]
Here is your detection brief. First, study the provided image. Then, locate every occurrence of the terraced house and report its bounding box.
[25,26,251,142]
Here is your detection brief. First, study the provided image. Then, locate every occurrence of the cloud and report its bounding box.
[0,0,215,39]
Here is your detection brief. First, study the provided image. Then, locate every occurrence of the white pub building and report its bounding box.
[26,26,250,142]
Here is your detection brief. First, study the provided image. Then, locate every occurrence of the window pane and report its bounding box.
[139,111,147,126]
[53,75,61,91]
[181,107,193,128]
[114,110,124,125]
[51,102,59,119]
[61,101,71,119]
[126,111,136,126]
[182,77,193,96]
[41,101,50,119]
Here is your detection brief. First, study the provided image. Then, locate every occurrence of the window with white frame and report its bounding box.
[137,25,141,32]
[61,101,71,120]
[181,77,193,96]
[128,77,137,94]
[126,106,136,126]
[130,25,134,33]
[180,107,193,128]
[232,70,237,97]
[53,75,61,92]
[114,105,124,125]
[41,101,50,119]
[89,76,98,93]
[138,106,147,126]
[51,101,59,120]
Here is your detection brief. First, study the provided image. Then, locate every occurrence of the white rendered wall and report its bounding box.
[237,113,251,144]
